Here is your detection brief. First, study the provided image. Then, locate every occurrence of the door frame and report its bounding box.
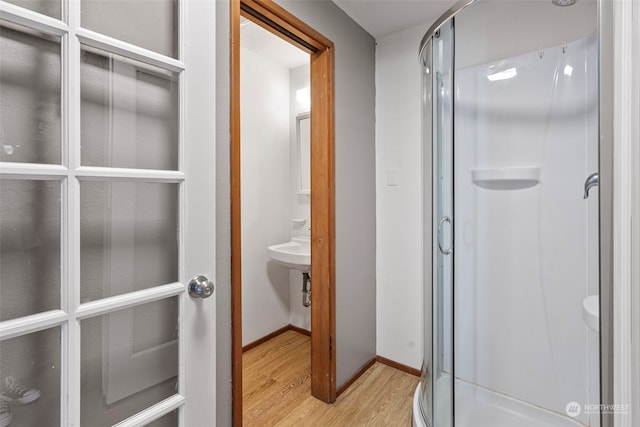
[230,0,336,423]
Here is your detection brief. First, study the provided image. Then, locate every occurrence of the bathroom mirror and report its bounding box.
[297,112,310,195]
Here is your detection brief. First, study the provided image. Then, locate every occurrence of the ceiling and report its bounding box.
[332,0,457,39]
[241,0,590,68]
[240,0,455,68]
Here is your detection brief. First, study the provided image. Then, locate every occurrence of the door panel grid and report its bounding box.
[0,0,189,425]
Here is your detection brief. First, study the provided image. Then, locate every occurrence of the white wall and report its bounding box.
[288,63,312,331]
[632,3,640,422]
[240,47,292,345]
[375,24,426,370]
[613,1,640,425]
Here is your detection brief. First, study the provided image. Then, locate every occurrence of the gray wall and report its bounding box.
[274,0,377,389]
[214,0,233,425]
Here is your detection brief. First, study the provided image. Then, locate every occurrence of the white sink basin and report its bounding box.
[582,295,599,332]
[267,237,310,272]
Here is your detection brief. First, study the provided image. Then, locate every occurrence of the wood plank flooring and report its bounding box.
[243,330,419,426]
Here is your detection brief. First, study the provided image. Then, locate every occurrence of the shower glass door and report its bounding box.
[451,2,598,426]
[419,2,600,426]
[421,19,454,427]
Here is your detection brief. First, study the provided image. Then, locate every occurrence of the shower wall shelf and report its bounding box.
[471,166,540,190]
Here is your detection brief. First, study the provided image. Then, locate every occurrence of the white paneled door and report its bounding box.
[0,0,217,425]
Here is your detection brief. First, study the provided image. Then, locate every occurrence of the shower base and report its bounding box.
[412,378,585,427]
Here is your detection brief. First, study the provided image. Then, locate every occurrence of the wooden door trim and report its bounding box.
[230,0,243,425]
[230,0,336,425]
[240,0,332,52]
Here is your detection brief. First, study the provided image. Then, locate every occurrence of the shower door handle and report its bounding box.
[438,216,452,255]
[583,172,599,199]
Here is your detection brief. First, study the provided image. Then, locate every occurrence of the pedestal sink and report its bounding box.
[267,237,310,272]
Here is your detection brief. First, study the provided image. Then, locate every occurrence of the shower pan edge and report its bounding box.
[413,379,589,427]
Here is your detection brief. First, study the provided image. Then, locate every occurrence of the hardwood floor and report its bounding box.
[243,330,419,426]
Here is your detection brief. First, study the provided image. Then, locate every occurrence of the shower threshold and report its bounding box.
[413,376,588,427]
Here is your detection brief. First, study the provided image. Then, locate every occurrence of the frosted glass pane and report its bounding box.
[80,47,179,170]
[0,180,61,321]
[81,0,178,58]
[0,24,61,164]
[80,182,178,302]
[0,327,61,426]
[81,298,178,426]
[4,0,61,19]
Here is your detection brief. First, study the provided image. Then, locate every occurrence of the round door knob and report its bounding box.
[188,275,214,299]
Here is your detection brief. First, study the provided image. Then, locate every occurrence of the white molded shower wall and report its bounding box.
[452,35,600,426]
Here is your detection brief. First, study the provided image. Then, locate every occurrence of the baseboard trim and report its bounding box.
[336,357,377,397]
[289,324,311,336]
[242,325,290,352]
[242,324,311,352]
[376,356,421,377]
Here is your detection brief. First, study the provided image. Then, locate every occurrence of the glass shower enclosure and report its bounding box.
[415,1,608,426]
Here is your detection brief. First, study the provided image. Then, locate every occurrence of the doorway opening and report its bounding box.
[230,0,336,424]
